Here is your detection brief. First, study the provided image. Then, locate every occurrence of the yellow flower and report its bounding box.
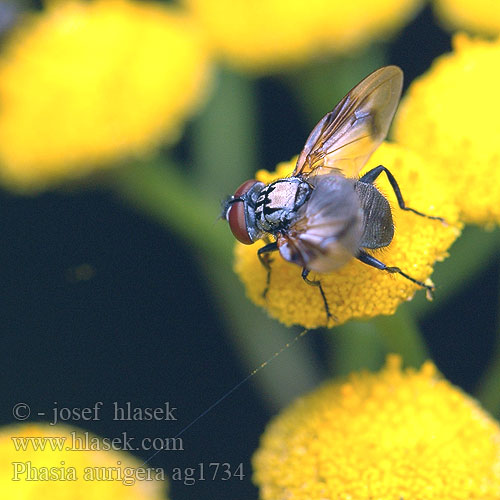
[233,142,460,329]
[394,34,500,226]
[0,0,210,191]
[434,0,500,36]
[0,423,168,498]
[183,0,423,72]
[253,355,500,499]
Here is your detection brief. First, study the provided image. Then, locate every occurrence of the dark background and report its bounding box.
[1,5,498,499]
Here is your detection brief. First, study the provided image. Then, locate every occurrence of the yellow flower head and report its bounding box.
[394,34,500,226]
[233,142,460,329]
[183,0,423,72]
[0,0,210,191]
[434,0,500,36]
[0,423,168,498]
[253,355,500,499]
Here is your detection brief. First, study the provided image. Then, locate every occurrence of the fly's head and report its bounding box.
[222,179,266,244]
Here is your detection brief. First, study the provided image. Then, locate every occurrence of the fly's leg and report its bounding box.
[302,268,333,324]
[257,242,278,298]
[360,165,446,223]
[357,250,434,299]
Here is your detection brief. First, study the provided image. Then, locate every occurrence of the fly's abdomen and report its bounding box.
[355,181,394,249]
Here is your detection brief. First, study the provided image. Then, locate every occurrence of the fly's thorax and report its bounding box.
[255,177,312,233]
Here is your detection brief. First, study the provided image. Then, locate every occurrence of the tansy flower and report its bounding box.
[233,142,460,329]
[0,423,168,498]
[433,0,500,36]
[253,355,500,499]
[394,34,500,226]
[182,0,423,72]
[0,0,211,192]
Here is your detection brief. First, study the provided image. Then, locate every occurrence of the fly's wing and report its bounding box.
[277,176,364,273]
[293,66,403,179]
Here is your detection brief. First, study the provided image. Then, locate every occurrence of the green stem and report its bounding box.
[190,69,323,406]
[373,305,429,367]
[189,68,324,407]
[329,320,386,376]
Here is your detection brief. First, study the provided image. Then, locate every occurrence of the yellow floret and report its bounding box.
[183,0,423,72]
[253,355,500,499]
[395,33,500,226]
[434,0,500,36]
[0,0,211,191]
[234,142,460,329]
[0,423,168,498]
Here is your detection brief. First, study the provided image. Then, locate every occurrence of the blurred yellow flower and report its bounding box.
[253,355,500,499]
[234,143,460,329]
[0,0,211,191]
[395,34,500,226]
[183,0,423,72]
[0,423,168,499]
[434,0,500,36]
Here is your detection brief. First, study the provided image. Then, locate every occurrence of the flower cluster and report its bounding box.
[434,0,500,35]
[395,33,500,226]
[253,355,500,499]
[0,423,168,498]
[234,143,460,328]
[0,0,210,191]
[183,0,423,72]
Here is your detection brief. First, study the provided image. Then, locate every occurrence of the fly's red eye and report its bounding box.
[227,180,258,245]
[228,200,251,244]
